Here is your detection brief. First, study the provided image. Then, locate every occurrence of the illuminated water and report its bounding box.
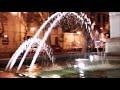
[37,60,120,78]
[1,59,120,78]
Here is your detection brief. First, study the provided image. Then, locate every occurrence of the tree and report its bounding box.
[59,13,81,32]
[21,12,43,40]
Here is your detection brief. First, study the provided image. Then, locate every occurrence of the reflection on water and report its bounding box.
[36,60,120,78]
[0,60,120,78]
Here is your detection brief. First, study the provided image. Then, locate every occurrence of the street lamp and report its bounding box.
[76,31,81,35]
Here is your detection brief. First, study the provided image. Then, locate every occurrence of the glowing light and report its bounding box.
[18,74,24,77]
[10,12,18,15]
[100,27,103,30]
[28,75,36,78]
[23,12,27,13]
[79,70,84,74]
[74,65,78,68]
[80,73,84,77]
[51,74,61,78]
[95,46,100,48]
[79,70,85,78]
[89,55,94,62]
[75,58,88,61]
[78,63,85,69]
[95,40,100,43]
[41,74,61,78]
[4,35,8,38]
[106,34,109,37]
[76,31,81,35]
[31,27,36,32]
[10,12,27,17]
[81,77,85,78]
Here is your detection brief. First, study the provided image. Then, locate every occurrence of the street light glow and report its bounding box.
[23,12,27,13]
[100,27,103,30]
[76,31,81,35]
[10,12,27,17]
[10,12,21,18]
[10,12,18,16]
[77,41,80,44]
[31,27,36,32]
[4,35,8,38]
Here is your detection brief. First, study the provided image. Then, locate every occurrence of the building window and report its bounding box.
[2,35,9,45]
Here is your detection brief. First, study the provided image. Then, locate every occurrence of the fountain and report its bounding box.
[2,12,120,78]
[5,12,94,74]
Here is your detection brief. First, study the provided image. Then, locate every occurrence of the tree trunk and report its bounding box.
[23,27,29,40]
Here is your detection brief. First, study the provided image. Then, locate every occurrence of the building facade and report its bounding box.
[0,12,110,58]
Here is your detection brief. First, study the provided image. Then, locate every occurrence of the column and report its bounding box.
[105,12,120,55]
